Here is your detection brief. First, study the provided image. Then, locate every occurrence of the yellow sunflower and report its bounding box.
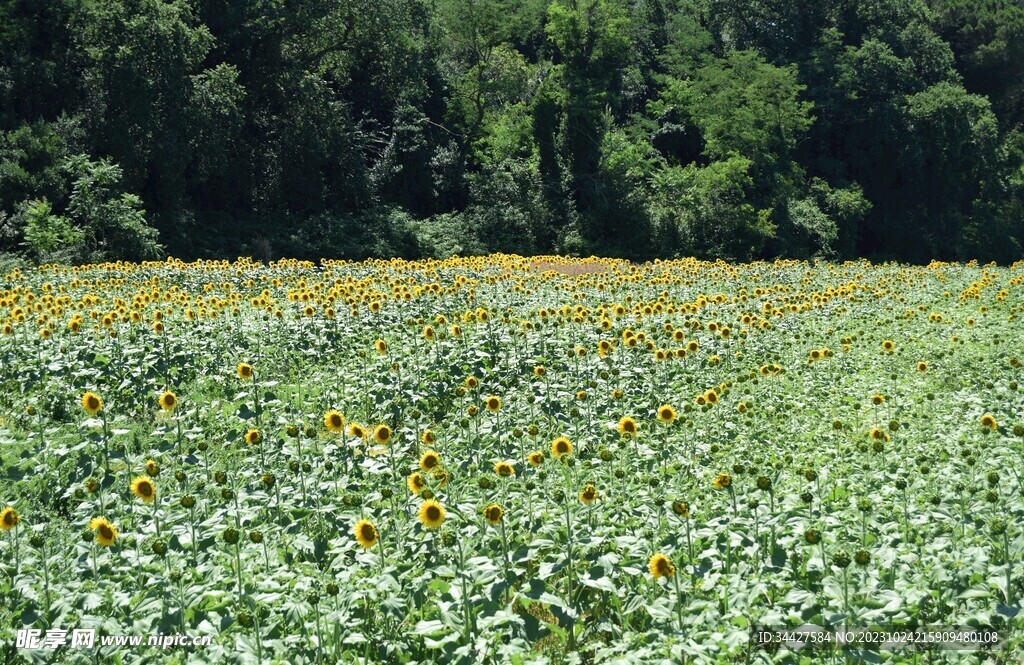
[980,413,998,430]
[483,503,504,525]
[237,363,254,379]
[421,429,436,446]
[419,450,440,471]
[324,410,345,433]
[579,484,598,504]
[551,437,573,459]
[617,416,638,438]
[90,517,118,546]
[159,391,177,411]
[130,476,156,503]
[348,423,367,440]
[82,392,103,415]
[245,429,261,444]
[528,451,545,467]
[712,473,732,489]
[657,404,676,423]
[407,472,427,495]
[649,552,675,579]
[418,500,446,529]
[353,519,378,548]
[375,339,388,354]
[373,424,391,445]
[494,461,515,477]
[485,395,502,413]
[0,506,20,531]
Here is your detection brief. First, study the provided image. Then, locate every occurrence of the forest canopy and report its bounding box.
[1,0,1023,263]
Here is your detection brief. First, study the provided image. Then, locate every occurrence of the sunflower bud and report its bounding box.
[223,528,238,545]
[152,540,167,556]
[854,549,871,566]
[804,528,821,544]
[249,531,263,544]
[181,495,196,509]
[832,550,851,569]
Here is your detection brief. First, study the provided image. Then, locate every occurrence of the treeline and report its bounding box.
[2,0,1023,263]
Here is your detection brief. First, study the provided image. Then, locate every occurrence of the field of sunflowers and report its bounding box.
[1,254,1023,663]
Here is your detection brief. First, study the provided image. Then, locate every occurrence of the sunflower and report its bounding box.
[657,404,676,423]
[421,429,436,446]
[871,394,885,405]
[483,503,504,525]
[423,325,436,340]
[81,392,103,415]
[617,416,638,438]
[373,424,391,445]
[980,413,998,430]
[353,519,378,548]
[419,450,440,471]
[159,391,177,411]
[551,437,573,459]
[375,339,388,354]
[533,365,546,377]
[407,472,427,494]
[324,410,345,433]
[485,395,502,413]
[145,459,159,476]
[704,389,719,405]
[0,506,19,531]
[89,517,118,546]
[869,427,887,441]
[712,473,732,489]
[917,361,928,372]
[465,376,479,389]
[131,476,156,503]
[648,552,675,579]
[450,324,462,338]
[882,340,895,352]
[579,484,598,504]
[433,469,449,488]
[348,423,366,440]
[418,500,446,529]
[528,451,544,467]
[245,429,261,445]
[237,363,254,379]
[494,460,515,477]
[671,501,690,518]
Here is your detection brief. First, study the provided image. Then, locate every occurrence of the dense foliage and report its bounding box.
[1,0,1024,263]
[1,255,1023,662]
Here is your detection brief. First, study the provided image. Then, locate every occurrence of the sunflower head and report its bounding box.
[418,500,446,529]
[130,476,156,503]
[551,437,573,459]
[0,506,20,531]
[373,424,392,445]
[82,392,103,415]
[324,410,345,433]
[980,413,998,431]
[485,395,501,413]
[483,503,504,525]
[90,517,118,546]
[671,500,690,518]
[348,423,366,440]
[237,363,254,379]
[465,376,479,389]
[657,404,676,423]
[528,451,544,467]
[917,361,928,372]
[354,519,379,548]
[882,340,895,352]
[407,472,427,494]
[419,450,440,471]
[245,429,261,445]
[712,473,732,489]
[494,461,515,477]
[649,552,675,579]
[421,429,436,446]
[145,459,159,476]
[871,393,885,405]
[617,416,638,438]
[375,339,387,354]
[579,484,598,504]
[159,391,177,411]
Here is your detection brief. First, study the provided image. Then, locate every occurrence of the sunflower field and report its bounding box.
[1,255,1023,663]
